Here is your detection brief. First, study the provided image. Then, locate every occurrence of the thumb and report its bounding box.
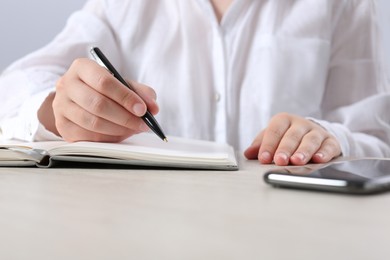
[128,80,159,115]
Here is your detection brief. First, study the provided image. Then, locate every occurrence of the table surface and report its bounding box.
[0,156,389,260]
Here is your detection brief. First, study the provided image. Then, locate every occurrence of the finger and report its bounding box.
[273,125,309,166]
[69,58,149,117]
[62,79,148,132]
[289,130,325,165]
[55,116,129,143]
[244,131,264,160]
[59,98,145,136]
[129,80,159,115]
[311,137,342,163]
[258,118,291,164]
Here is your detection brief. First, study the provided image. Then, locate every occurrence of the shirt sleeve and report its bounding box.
[309,93,390,158]
[1,96,65,142]
[0,0,120,141]
[316,0,390,158]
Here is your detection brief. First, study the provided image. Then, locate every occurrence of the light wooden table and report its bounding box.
[0,156,389,260]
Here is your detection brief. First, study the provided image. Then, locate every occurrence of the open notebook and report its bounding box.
[0,133,238,170]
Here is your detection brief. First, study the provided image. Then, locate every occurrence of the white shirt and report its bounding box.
[0,0,389,157]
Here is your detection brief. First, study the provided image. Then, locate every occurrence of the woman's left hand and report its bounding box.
[244,113,342,166]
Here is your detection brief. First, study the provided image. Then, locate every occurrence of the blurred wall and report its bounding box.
[377,0,390,80]
[0,0,83,71]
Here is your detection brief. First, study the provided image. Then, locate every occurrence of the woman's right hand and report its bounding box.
[45,58,159,142]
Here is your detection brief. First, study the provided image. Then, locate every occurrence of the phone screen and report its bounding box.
[264,159,390,194]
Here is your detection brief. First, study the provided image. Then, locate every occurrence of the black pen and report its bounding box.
[90,47,167,142]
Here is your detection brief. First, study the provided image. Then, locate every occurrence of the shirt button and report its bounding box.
[215,93,221,102]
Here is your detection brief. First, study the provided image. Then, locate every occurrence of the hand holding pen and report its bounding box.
[90,47,167,142]
[51,48,165,143]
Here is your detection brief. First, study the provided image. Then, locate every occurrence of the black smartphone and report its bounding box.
[264,158,390,194]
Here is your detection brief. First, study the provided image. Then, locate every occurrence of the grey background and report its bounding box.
[0,0,84,71]
[0,0,389,76]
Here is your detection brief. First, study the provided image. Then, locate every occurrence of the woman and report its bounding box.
[0,0,389,165]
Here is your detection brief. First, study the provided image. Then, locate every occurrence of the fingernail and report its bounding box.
[151,98,159,108]
[260,151,272,161]
[133,103,145,117]
[292,152,306,161]
[315,152,324,159]
[276,152,288,162]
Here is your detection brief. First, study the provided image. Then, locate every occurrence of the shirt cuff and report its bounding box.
[306,117,351,157]
[0,90,62,142]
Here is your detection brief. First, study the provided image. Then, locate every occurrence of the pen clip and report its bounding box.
[90,47,113,74]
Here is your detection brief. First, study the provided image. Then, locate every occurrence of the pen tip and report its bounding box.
[164,138,168,143]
